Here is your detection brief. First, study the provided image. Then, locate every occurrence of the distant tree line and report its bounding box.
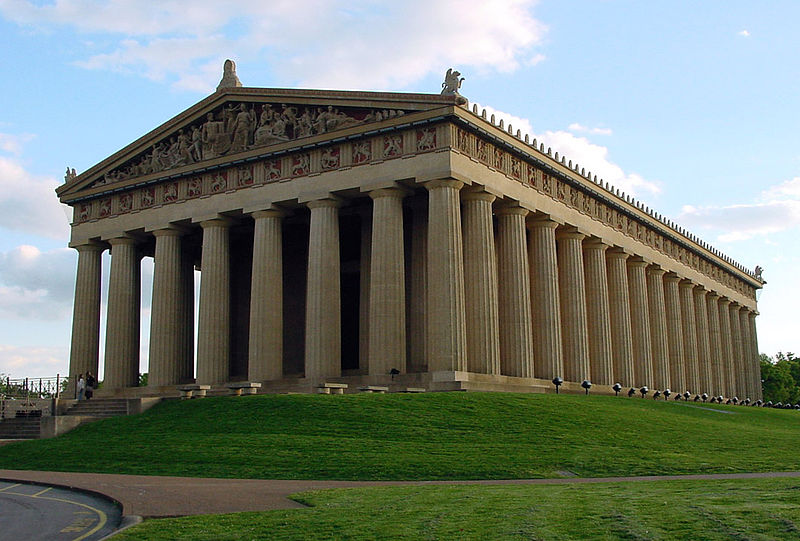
[760,352,800,403]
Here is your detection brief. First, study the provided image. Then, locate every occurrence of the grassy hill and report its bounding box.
[1,392,798,480]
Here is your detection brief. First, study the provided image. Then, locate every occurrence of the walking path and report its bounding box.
[2,469,800,519]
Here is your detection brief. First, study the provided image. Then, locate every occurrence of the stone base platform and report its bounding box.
[93,372,634,399]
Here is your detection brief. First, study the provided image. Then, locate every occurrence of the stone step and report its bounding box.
[0,418,42,439]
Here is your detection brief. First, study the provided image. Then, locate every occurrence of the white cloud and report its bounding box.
[0,132,35,155]
[568,123,612,136]
[0,156,71,239]
[0,344,68,379]
[678,177,800,241]
[0,245,76,320]
[475,104,660,199]
[738,30,751,37]
[0,0,547,92]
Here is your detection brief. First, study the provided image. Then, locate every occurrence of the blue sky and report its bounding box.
[0,0,797,378]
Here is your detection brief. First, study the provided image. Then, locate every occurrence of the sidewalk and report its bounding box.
[2,469,799,519]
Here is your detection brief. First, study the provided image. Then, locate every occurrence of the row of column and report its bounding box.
[69,179,762,399]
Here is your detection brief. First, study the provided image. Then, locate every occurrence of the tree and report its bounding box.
[761,352,800,403]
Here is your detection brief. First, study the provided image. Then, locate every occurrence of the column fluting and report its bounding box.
[693,287,712,394]
[663,273,685,392]
[462,189,501,375]
[582,239,614,385]
[557,228,591,383]
[679,280,699,393]
[248,209,284,381]
[149,228,186,387]
[426,179,467,372]
[407,198,427,372]
[718,297,735,397]
[495,203,533,377]
[606,249,634,387]
[368,187,408,376]
[646,266,670,391]
[728,303,744,398]
[197,218,232,385]
[706,293,724,396]
[304,198,342,380]
[528,216,564,380]
[627,257,653,387]
[69,242,104,396]
[738,308,753,399]
[104,237,141,389]
[748,312,762,400]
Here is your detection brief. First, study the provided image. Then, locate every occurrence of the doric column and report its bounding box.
[718,297,735,396]
[706,292,724,396]
[69,242,104,396]
[557,228,590,383]
[104,236,141,389]
[528,215,563,380]
[462,189,501,375]
[407,197,427,372]
[426,179,467,372]
[739,307,753,399]
[627,257,653,387]
[495,203,533,377]
[368,187,407,376]
[693,287,712,394]
[358,208,371,370]
[679,280,699,393]
[728,302,744,398]
[663,273,685,392]
[149,227,187,387]
[197,218,232,385]
[180,248,195,383]
[748,312,762,400]
[582,239,613,385]
[305,198,342,380]
[248,209,284,381]
[606,249,634,387]
[646,266,670,391]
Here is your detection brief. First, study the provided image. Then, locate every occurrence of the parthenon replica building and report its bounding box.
[57,62,764,399]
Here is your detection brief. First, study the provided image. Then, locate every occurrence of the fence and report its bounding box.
[0,376,67,400]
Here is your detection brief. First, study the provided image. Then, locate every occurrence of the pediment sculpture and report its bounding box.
[93,102,409,187]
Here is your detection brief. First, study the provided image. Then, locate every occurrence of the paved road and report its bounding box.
[0,480,121,541]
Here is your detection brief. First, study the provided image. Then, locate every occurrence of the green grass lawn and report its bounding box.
[116,477,800,540]
[0,393,798,480]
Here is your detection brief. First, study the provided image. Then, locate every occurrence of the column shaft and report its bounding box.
[693,288,712,394]
[180,248,195,383]
[462,190,501,375]
[197,219,232,385]
[528,217,563,379]
[646,267,670,391]
[582,240,614,385]
[739,308,753,399]
[628,258,653,387]
[359,210,372,370]
[706,293,724,396]
[679,280,699,393]
[248,210,284,381]
[557,229,590,383]
[729,304,744,398]
[407,199,427,372]
[495,204,533,377]
[718,298,735,396]
[748,312,762,400]
[426,180,467,372]
[104,237,141,389]
[305,199,342,380]
[607,250,634,386]
[149,229,186,386]
[664,274,685,392]
[368,188,407,375]
[69,243,104,395]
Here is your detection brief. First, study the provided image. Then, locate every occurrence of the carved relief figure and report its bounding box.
[119,194,133,213]
[164,183,178,202]
[292,154,310,176]
[384,135,402,158]
[265,160,282,181]
[78,203,91,222]
[211,172,227,193]
[187,177,202,198]
[417,128,436,151]
[230,104,253,153]
[321,147,340,170]
[99,199,112,218]
[64,167,77,183]
[441,68,464,96]
[141,188,155,207]
[237,166,253,186]
[353,141,371,164]
[476,140,488,162]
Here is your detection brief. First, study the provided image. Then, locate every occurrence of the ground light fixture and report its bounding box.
[683,391,691,401]
[389,368,400,380]
[639,386,648,398]
[581,380,592,394]
[663,389,671,400]
[732,397,739,405]
[612,383,622,396]
[552,377,563,394]
[653,390,661,400]
[693,394,701,402]
[701,393,709,403]
[628,387,636,397]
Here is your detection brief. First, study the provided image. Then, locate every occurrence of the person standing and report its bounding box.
[85,372,96,400]
[76,374,85,401]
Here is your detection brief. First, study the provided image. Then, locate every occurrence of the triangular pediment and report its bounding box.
[57,87,460,203]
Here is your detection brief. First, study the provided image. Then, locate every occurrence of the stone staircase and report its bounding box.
[0,413,42,440]
[64,398,131,418]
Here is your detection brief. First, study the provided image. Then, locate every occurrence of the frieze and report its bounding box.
[92,102,410,188]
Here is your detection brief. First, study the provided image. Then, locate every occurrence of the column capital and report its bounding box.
[707,291,720,301]
[627,256,649,268]
[718,296,732,306]
[106,235,138,247]
[555,226,584,241]
[368,186,410,200]
[679,279,695,290]
[493,202,528,216]
[424,178,464,191]
[199,217,235,229]
[646,265,666,277]
[150,225,190,238]
[251,208,287,220]
[606,247,630,260]
[306,197,342,210]
[583,237,609,251]
[664,272,682,284]
[70,241,106,253]
[528,215,559,229]
[748,310,759,318]
[461,186,497,204]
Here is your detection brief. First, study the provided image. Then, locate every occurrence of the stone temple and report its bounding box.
[57,61,764,399]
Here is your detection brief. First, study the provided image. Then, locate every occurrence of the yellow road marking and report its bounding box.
[2,484,110,541]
